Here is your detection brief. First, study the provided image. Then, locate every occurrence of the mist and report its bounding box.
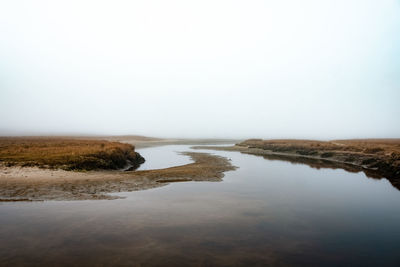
[1,0,399,139]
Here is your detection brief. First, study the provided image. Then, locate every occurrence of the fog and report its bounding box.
[1,0,399,139]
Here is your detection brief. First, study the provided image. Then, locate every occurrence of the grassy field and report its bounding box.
[239,139,400,155]
[0,137,144,170]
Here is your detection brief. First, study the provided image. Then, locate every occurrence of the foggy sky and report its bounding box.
[1,0,399,139]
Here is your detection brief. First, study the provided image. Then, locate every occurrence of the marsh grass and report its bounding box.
[0,137,144,170]
[240,139,400,156]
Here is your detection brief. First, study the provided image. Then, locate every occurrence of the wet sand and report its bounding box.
[0,152,236,201]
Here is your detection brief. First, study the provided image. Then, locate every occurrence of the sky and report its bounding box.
[0,0,399,139]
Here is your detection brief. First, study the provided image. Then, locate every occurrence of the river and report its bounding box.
[1,145,399,266]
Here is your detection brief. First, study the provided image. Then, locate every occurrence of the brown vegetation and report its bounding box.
[0,137,144,171]
[238,139,400,161]
[239,139,400,154]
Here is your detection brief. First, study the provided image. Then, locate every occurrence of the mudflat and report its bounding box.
[0,137,236,201]
[0,152,235,201]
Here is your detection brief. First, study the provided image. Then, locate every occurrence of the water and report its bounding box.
[136,145,193,170]
[1,145,400,266]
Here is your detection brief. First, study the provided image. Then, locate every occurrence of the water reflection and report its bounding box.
[1,146,400,266]
[136,145,194,170]
[251,152,399,190]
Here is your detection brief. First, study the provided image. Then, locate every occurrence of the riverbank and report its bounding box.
[0,137,145,171]
[194,139,400,189]
[0,152,236,201]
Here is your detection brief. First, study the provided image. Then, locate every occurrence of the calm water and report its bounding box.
[136,145,193,170]
[1,145,400,266]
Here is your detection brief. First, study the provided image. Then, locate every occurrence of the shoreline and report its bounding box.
[0,152,236,201]
[193,141,400,190]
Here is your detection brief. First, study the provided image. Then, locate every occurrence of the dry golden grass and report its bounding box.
[333,139,400,155]
[0,137,144,170]
[241,139,400,156]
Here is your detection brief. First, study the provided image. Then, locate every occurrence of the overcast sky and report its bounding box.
[0,0,399,139]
